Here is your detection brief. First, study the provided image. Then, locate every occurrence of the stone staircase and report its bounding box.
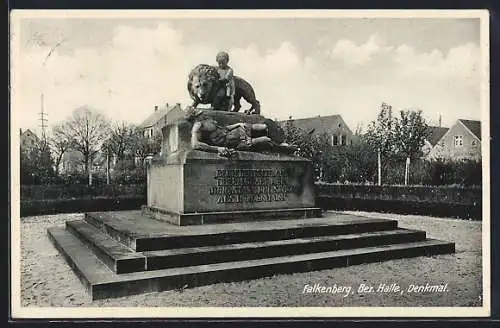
[47,210,455,300]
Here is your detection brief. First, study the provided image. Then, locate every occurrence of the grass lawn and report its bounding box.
[18,211,483,308]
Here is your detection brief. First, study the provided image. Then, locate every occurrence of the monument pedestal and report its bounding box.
[143,149,322,225]
[46,109,455,300]
[142,109,323,225]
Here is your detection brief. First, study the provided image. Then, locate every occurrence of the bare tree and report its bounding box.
[60,106,111,185]
[50,123,72,176]
[106,121,136,161]
[130,128,162,166]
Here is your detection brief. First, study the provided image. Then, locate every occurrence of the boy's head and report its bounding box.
[216,51,229,66]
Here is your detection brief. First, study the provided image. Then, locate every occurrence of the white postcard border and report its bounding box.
[9,9,491,319]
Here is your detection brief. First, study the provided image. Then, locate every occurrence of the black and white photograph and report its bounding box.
[10,10,490,318]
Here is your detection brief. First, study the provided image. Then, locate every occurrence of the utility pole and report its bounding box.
[39,93,49,146]
[106,151,110,185]
[39,38,65,148]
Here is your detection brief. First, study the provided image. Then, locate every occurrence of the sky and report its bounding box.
[12,13,484,136]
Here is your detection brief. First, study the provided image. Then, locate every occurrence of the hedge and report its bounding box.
[21,184,146,200]
[315,183,481,206]
[19,183,483,220]
[316,183,482,220]
[20,196,146,217]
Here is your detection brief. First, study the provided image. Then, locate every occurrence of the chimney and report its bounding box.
[438,114,442,127]
[165,103,169,108]
[154,105,158,112]
[176,103,180,107]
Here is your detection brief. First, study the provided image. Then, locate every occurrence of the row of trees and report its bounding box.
[364,103,429,185]
[21,106,162,185]
[282,103,481,186]
[21,103,481,187]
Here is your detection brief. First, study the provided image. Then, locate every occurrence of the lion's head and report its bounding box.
[187,64,220,103]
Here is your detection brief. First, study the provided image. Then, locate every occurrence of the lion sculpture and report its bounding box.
[187,64,261,114]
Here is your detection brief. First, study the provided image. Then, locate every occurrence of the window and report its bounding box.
[341,135,347,146]
[332,135,339,146]
[169,125,178,152]
[144,128,153,139]
[471,140,477,146]
[454,135,463,147]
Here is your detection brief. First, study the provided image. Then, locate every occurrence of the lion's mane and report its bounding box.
[187,64,220,100]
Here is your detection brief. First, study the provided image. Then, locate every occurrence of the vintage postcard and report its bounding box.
[10,9,490,319]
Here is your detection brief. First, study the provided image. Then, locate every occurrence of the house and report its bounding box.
[422,126,449,158]
[427,119,481,161]
[59,150,85,174]
[20,129,40,151]
[59,149,110,175]
[138,103,184,140]
[281,114,355,146]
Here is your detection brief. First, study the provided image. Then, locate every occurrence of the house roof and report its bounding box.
[138,104,179,129]
[425,126,449,146]
[459,119,481,140]
[20,129,40,143]
[280,115,352,135]
[62,149,83,161]
[21,128,37,137]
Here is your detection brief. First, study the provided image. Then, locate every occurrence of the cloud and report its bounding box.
[328,33,479,87]
[330,34,394,66]
[15,25,481,137]
[322,34,481,126]
[393,42,480,87]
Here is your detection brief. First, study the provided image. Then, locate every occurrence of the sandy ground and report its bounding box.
[18,211,483,308]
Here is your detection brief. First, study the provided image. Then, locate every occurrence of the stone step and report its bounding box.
[65,219,426,273]
[84,211,399,251]
[66,220,146,274]
[144,228,427,271]
[142,206,324,226]
[47,226,454,300]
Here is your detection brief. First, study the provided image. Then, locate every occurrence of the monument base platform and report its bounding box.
[47,210,455,300]
[141,205,323,226]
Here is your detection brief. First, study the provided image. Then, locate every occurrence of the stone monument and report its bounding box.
[47,63,455,300]
[142,106,322,225]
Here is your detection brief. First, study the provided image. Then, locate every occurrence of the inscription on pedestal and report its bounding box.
[208,169,298,204]
[182,159,315,213]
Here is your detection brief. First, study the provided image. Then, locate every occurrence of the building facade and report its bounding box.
[20,129,40,151]
[138,103,184,140]
[427,119,481,161]
[281,114,355,146]
[422,126,449,158]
